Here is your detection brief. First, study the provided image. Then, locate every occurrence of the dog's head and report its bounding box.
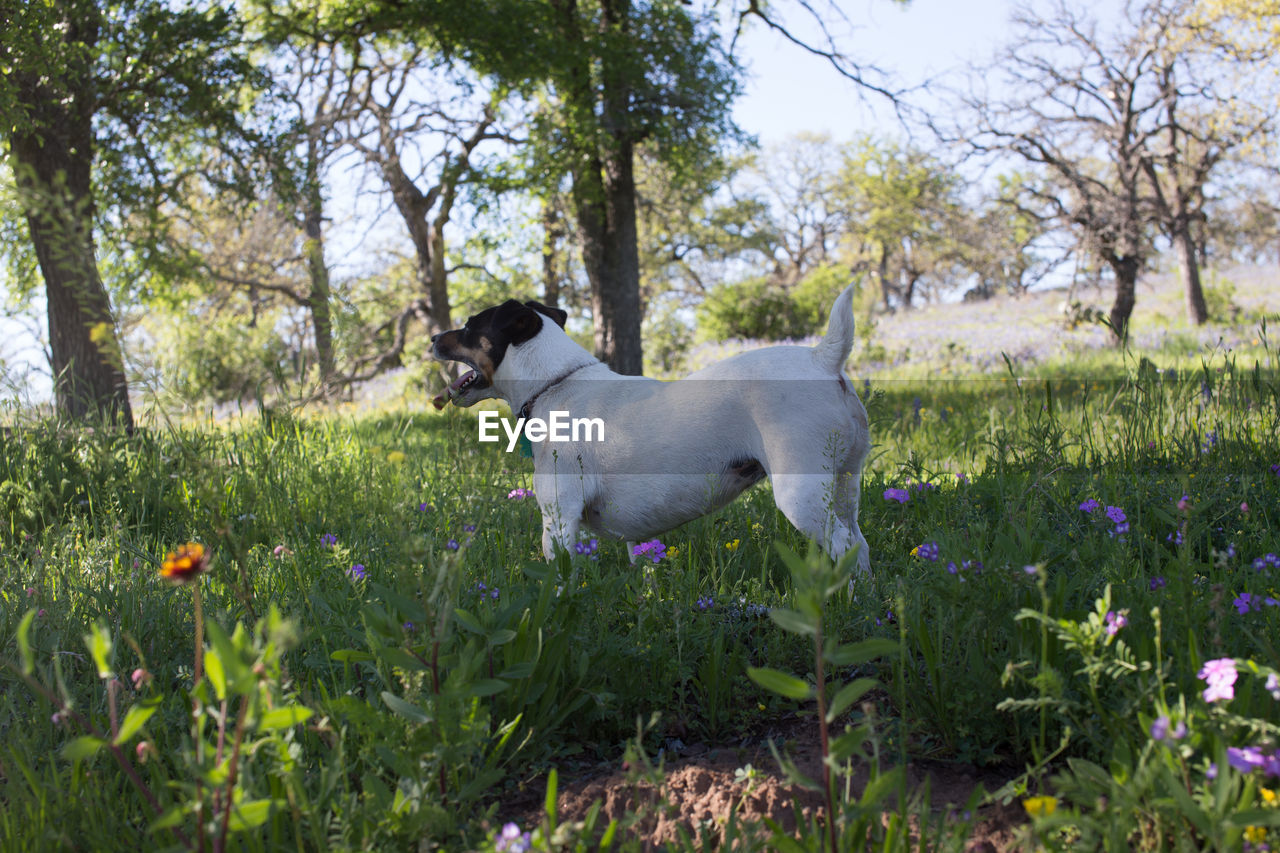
[431,299,569,408]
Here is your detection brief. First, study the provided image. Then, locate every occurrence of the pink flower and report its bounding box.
[131,668,151,689]
[1176,495,1191,512]
[1240,502,1250,515]
[1198,658,1238,703]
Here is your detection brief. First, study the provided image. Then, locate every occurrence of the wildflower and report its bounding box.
[1268,673,1280,700]
[1272,464,1280,478]
[666,546,679,560]
[490,588,500,600]
[1244,825,1268,849]
[1023,565,1039,576]
[417,502,430,512]
[25,586,35,597]
[403,622,415,633]
[957,473,968,484]
[1104,506,1127,525]
[1022,796,1057,818]
[573,539,599,556]
[135,741,154,764]
[911,481,935,492]
[632,540,667,563]
[386,450,406,465]
[1262,787,1277,806]
[160,543,211,585]
[495,822,532,853]
[1150,715,1187,743]
[1235,592,1259,615]
[319,533,338,548]
[131,668,151,689]
[946,561,958,574]
[1199,658,1238,703]
[915,541,940,561]
[507,488,534,500]
[446,539,459,551]
[463,523,477,533]
[725,539,740,552]
[963,559,984,573]
[1202,430,1218,453]
[1078,498,1100,513]
[51,711,64,726]
[1177,495,1191,512]
[348,564,368,581]
[272,544,293,558]
[1104,610,1129,636]
[696,595,714,611]
[1149,576,1167,591]
[1166,529,1184,546]
[883,488,910,504]
[1228,746,1268,774]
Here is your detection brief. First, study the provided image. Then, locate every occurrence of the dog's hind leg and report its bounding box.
[537,497,583,561]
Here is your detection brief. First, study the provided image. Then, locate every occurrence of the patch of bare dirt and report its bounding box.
[502,721,1028,850]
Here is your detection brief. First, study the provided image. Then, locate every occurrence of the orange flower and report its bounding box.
[160,542,210,584]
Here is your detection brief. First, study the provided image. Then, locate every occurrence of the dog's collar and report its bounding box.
[516,362,596,420]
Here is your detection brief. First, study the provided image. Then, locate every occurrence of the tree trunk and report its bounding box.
[541,199,563,309]
[1107,255,1139,344]
[303,206,336,391]
[1173,218,1209,326]
[8,9,133,427]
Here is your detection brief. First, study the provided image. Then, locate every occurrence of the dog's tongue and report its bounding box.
[432,369,477,410]
[449,369,477,392]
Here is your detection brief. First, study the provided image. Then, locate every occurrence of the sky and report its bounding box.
[0,0,1019,404]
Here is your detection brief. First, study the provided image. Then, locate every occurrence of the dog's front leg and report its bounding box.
[537,493,583,561]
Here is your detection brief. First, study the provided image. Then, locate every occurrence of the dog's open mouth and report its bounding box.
[432,357,490,409]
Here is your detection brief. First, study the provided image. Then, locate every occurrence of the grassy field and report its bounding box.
[2,326,1280,850]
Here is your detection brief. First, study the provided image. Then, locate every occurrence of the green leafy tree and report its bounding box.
[0,0,270,424]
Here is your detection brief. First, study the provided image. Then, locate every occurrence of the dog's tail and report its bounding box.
[813,284,856,374]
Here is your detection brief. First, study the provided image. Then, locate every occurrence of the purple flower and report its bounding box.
[1199,658,1238,703]
[696,595,714,611]
[463,523,477,533]
[1235,592,1258,615]
[319,533,338,548]
[1150,715,1187,743]
[883,488,910,504]
[1201,430,1218,453]
[416,502,430,512]
[1023,565,1039,575]
[1149,576,1167,591]
[574,539,599,557]
[914,541,940,561]
[632,540,667,563]
[507,488,534,500]
[403,621,415,633]
[911,481,936,492]
[446,538,459,551]
[1104,506,1127,524]
[1227,746,1267,774]
[946,561,958,574]
[347,563,367,581]
[962,559,984,573]
[1104,610,1128,636]
[1267,673,1280,700]
[1078,498,1100,513]
[496,822,532,853]
[1272,463,1280,477]
[490,588,500,600]
[1166,529,1183,546]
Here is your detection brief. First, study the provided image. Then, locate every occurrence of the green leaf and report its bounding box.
[112,696,162,745]
[453,608,485,635]
[63,735,107,762]
[227,799,277,832]
[828,726,870,764]
[497,662,536,680]
[258,705,314,731]
[330,649,374,663]
[374,645,428,672]
[380,691,432,724]
[768,607,817,637]
[825,637,899,666]
[489,629,518,646]
[747,667,811,701]
[149,803,194,834]
[84,623,114,680]
[826,677,878,722]
[467,679,510,698]
[545,768,559,833]
[204,646,227,701]
[16,608,36,675]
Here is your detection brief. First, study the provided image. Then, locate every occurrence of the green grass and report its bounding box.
[2,342,1280,851]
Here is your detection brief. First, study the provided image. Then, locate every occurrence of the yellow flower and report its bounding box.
[1262,787,1277,806]
[667,547,680,560]
[386,450,407,465]
[160,542,210,585]
[725,539,740,552]
[910,546,920,557]
[1022,796,1058,819]
[1245,826,1268,844]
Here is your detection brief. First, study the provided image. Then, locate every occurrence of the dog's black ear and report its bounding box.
[495,299,543,345]
[526,300,568,329]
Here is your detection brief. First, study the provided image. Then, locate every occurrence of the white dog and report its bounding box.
[431,287,870,573]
